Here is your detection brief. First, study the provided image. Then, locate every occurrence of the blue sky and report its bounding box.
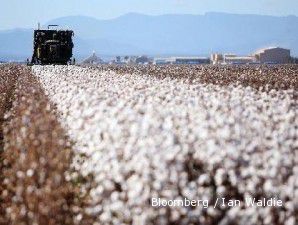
[1,0,297,29]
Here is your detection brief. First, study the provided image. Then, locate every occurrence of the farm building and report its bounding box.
[174,57,210,65]
[224,55,255,65]
[211,53,254,65]
[153,58,172,65]
[154,57,210,65]
[254,47,290,64]
[211,53,224,65]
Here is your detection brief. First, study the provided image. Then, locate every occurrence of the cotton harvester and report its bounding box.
[30,25,74,65]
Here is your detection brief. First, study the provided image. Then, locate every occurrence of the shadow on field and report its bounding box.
[0,65,19,224]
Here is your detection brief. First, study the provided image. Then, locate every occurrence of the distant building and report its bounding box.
[211,47,292,65]
[153,58,171,65]
[254,47,290,64]
[82,52,103,64]
[154,56,210,65]
[211,53,224,65]
[224,55,255,65]
[224,53,237,58]
[211,53,254,65]
[115,55,151,64]
[174,57,210,65]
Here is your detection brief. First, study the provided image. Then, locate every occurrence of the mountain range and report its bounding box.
[1,12,298,61]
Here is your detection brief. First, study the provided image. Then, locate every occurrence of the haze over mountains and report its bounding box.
[1,12,298,60]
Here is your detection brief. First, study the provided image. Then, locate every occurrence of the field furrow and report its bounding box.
[0,65,20,224]
[0,66,94,225]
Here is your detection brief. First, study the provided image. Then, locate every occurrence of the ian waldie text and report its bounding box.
[215,197,283,208]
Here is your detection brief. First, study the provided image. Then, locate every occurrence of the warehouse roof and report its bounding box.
[255,47,290,55]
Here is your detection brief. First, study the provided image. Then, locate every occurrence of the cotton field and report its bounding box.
[0,65,297,225]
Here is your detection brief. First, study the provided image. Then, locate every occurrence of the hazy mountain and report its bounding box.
[1,12,298,60]
[0,28,33,60]
[46,12,298,55]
